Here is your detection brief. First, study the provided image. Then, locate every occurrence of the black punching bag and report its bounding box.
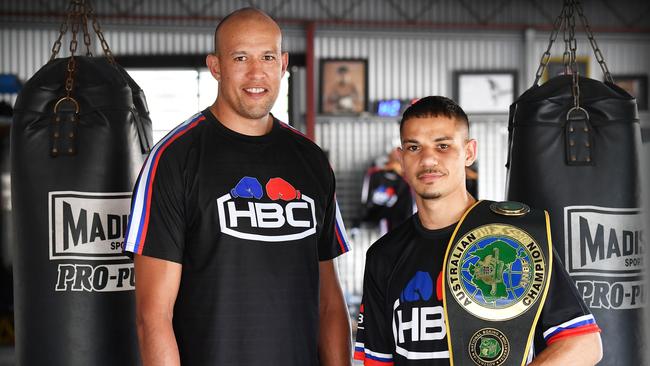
[11,53,150,364]
[506,75,644,364]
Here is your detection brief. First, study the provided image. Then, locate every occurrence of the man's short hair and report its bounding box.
[399,96,469,136]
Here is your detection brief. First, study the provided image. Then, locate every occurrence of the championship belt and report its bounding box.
[442,200,553,366]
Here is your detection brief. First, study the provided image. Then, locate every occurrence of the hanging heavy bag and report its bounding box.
[506,1,644,365]
[10,1,151,365]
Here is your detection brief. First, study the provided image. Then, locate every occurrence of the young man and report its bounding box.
[354,96,602,365]
[125,8,351,366]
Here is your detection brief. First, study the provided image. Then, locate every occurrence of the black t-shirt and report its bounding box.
[124,109,350,365]
[354,214,599,365]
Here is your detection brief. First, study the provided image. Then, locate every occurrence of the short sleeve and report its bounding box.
[317,168,350,260]
[354,254,394,365]
[536,248,600,346]
[123,141,186,263]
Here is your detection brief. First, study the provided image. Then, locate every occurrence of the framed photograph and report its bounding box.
[542,56,590,82]
[453,70,517,114]
[611,74,648,111]
[319,59,367,114]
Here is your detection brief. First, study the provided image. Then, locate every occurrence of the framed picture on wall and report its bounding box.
[453,70,517,114]
[319,59,368,114]
[611,74,648,111]
[542,56,590,82]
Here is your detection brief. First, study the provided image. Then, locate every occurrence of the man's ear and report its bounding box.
[465,139,477,166]
[281,52,289,76]
[206,53,221,81]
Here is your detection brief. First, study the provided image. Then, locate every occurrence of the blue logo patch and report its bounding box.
[230,176,263,199]
[400,271,433,302]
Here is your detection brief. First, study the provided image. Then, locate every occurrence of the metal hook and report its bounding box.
[566,106,589,121]
[54,96,80,114]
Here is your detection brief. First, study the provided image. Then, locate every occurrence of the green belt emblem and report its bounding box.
[470,240,532,302]
[480,337,501,358]
[447,224,547,321]
[468,328,510,366]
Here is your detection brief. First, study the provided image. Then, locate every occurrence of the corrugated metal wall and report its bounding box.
[315,30,523,100]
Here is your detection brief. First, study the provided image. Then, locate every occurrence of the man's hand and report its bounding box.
[318,259,353,366]
[134,255,183,366]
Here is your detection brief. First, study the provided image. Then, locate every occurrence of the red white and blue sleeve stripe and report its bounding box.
[334,197,350,253]
[124,112,205,255]
[354,343,394,366]
[543,314,601,345]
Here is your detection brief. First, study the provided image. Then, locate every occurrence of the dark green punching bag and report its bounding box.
[506,1,645,365]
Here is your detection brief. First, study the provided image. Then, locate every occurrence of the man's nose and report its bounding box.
[419,147,439,167]
[247,59,265,78]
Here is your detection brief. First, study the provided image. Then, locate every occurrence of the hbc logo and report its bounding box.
[216,176,316,242]
[391,271,449,360]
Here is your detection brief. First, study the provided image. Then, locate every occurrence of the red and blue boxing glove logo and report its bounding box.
[266,177,301,201]
[230,176,301,201]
